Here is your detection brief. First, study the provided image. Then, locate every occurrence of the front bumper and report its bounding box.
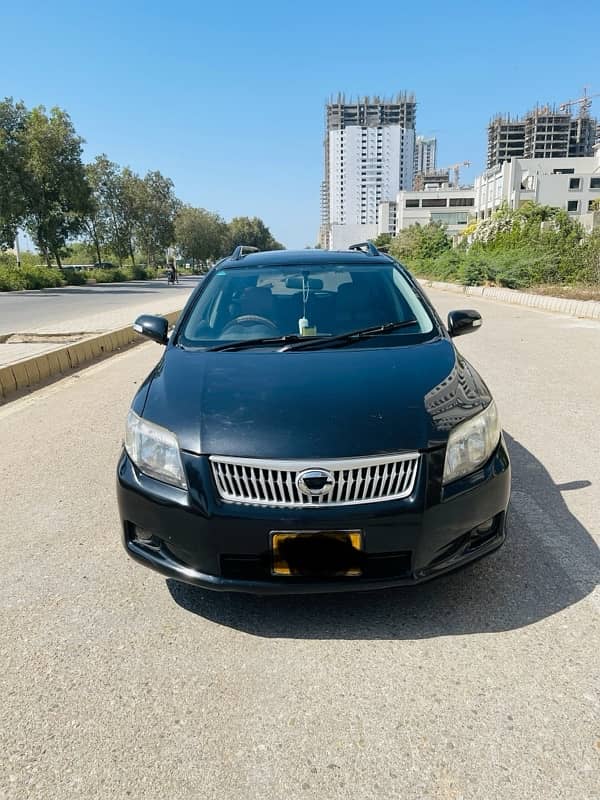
[116,441,511,594]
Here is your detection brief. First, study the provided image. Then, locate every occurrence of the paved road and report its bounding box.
[1,290,598,799]
[0,276,201,334]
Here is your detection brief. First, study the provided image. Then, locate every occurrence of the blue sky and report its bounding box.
[2,0,599,249]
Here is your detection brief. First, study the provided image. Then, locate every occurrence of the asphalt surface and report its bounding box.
[0,276,200,334]
[1,289,598,799]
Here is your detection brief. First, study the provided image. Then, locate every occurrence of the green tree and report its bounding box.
[129,170,180,266]
[118,167,143,266]
[0,98,28,248]
[83,159,111,264]
[226,216,284,252]
[61,240,95,264]
[175,206,227,265]
[81,155,130,266]
[372,232,392,250]
[20,106,91,267]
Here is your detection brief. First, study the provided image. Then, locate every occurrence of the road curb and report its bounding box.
[0,310,181,403]
[417,279,600,320]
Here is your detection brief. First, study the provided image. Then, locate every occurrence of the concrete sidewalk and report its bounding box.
[418,278,600,320]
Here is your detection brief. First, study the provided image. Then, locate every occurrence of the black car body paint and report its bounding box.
[117,249,510,594]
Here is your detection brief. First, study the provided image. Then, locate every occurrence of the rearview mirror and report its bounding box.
[447,309,482,337]
[133,314,169,345]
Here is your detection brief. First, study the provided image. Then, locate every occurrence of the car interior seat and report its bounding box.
[238,286,274,318]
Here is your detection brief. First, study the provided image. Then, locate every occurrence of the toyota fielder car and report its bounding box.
[117,242,511,594]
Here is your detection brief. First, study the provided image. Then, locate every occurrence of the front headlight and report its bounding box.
[124,409,187,489]
[443,401,501,485]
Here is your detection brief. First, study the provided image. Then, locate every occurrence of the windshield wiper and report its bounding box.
[207,334,307,352]
[280,319,419,352]
[207,319,419,352]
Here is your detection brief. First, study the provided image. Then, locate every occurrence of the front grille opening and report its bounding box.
[210,453,420,508]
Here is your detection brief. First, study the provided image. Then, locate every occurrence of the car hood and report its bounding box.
[141,340,491,458]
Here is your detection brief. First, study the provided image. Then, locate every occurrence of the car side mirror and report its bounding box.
[133,314,169,345]
[447,309,482,337]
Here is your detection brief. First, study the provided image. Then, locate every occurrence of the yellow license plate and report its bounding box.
[271,530,363,577]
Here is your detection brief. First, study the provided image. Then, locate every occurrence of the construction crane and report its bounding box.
[559,87,600,117]
[444,161,471,188]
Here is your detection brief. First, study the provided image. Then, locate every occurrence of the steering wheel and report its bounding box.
[221,315,279,335]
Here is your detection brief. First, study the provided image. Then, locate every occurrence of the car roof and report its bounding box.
[216,249,395,269]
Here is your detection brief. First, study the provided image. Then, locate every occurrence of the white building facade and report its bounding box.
[474,151,600,229]
[413,136,437,176]
[378,186,476,237]
[328,125,415,249]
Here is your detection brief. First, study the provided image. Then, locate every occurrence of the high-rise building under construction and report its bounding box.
[487,105,598,168]
[320,93,416,249]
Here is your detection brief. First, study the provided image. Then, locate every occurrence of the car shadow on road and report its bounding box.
[167,432,599,639]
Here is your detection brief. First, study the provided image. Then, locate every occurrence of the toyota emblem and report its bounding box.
[296,469,335,498]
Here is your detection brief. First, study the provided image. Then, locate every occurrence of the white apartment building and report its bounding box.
[329,125,415,249]
[413,136,437,176]
[474,151,600,229]
[322,95,417,250]
[378,186,476,237]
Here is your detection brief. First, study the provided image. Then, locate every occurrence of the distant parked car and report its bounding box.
[94,261,116,269]
[117,242,511,594]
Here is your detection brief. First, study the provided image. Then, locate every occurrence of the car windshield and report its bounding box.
[177,262,436,349]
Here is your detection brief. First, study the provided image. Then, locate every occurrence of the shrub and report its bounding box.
[0,264,65,291]
[432,250,469,282]
[390,222,451,264]
[0,252,18,269]
[457,255,490,286]
[579,232,600,283]
[20,265,65,290]
[130,264,157,280]
[0,266,27,291]
[82,267,127,283]
[109,268,128,282]
[63,270,88,285]
[491,254,536,289]
[0,256,160,291]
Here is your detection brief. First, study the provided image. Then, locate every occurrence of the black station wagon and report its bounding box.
[117,243,511,593]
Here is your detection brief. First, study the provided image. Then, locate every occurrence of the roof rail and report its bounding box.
[348,241,380,256]
[230,245,260,260]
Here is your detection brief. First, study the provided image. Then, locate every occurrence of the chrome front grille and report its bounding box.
[209,453,420,508]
